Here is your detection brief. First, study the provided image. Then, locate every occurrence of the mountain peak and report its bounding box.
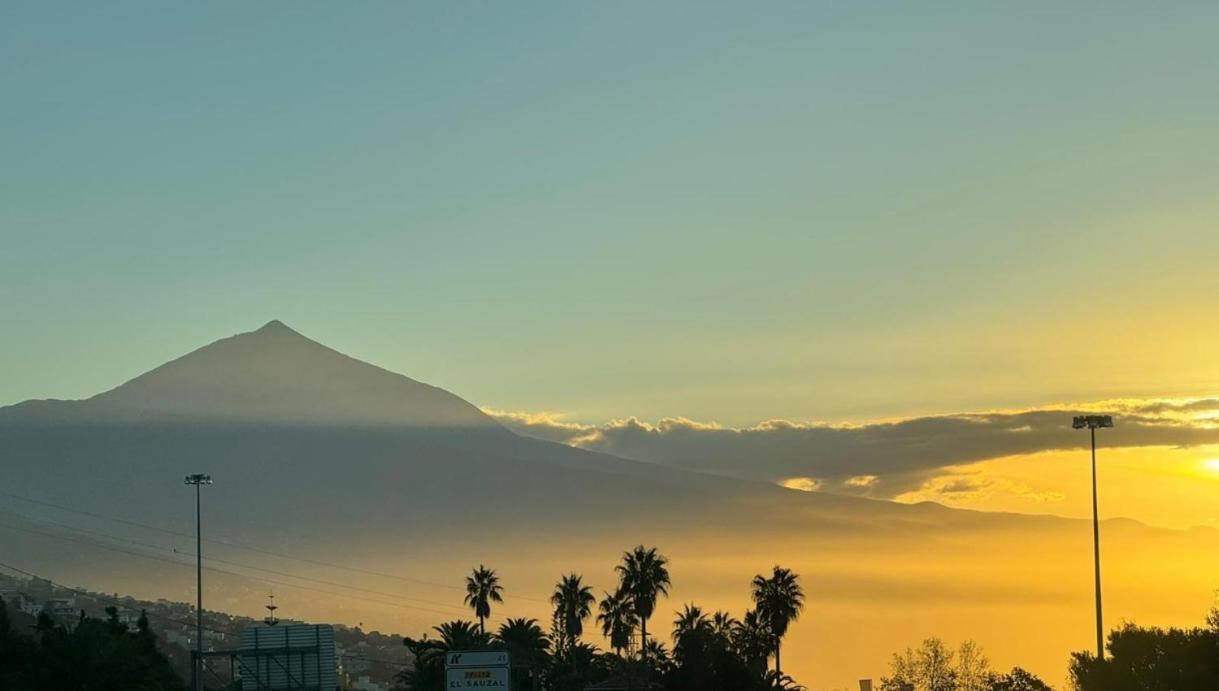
[255,319,295,334]
[5,322,500,429]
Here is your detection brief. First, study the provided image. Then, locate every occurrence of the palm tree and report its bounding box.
[550,573,596,654]
[597,589,638,658]
[732,608,771,674]
[751,565,804,680]
[765,670,807,690]
[710,610,738,643]
[434,619,491,649]
[398,620,489,689]
[495,617,551,689]
[546,641,606,691]
[615,545,671,668]
[495,617,551,659]
[464,565,504,635]
[639,638,675,677]
[672,603,711,649]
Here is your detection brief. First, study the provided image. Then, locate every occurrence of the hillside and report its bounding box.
[2,322,1217,689]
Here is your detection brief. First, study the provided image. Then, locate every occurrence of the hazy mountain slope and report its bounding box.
[2,321,1217,690]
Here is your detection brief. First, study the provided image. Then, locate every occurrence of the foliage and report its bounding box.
[542,642,617,691]
[464,565,504,635]
[879,638,1054,691]
[882,637,959,691]
[764,670,808,690]
[956,640,991,691]
[0,600,185,691]
[596,589,638,657]
[1069,619,1219,691]
[495,618,550,691]
[615,545,671,667]
[990,667,1053,691]
[732,609,772,676]
[666,603,762,690]
[398,554,815,691]
[550,573,596,655]
[395,619,490,690]
[639,638,675,677]
[751,565,805,677]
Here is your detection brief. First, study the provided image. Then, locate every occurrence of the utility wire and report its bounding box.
[0,490,552,604]
[2,511,476,616]
[0,522,476,620]
[0,513,549,622]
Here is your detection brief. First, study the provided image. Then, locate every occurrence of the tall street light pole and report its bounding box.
[185,473,212,691]
[1072,415,1112,661]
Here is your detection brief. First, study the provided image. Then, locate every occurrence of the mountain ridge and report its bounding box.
[3,322,1219,689]
[0,320,500,430]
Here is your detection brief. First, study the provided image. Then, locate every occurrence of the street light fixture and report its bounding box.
[1072,415,1112,661]
[184,473,212,691]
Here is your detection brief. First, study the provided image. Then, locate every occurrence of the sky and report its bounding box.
[4,7,1219,686]
[3,4,1219,523]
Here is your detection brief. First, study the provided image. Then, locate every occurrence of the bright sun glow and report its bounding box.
[1202,459,1219,474]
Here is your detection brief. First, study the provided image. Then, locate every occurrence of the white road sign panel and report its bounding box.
[446,651,509,668]
[446,666,510,688]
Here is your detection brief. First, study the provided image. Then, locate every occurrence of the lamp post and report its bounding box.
[1072,415,1112,660]
[184,473,212,691]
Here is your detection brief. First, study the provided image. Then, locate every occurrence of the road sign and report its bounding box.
[446,651,509,668]
[445,650,510,689]
[446,666,510,688]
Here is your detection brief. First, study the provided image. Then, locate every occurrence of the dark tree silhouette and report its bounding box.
[639,638,675,677]
[711,610,738,641]
[495,618,551,691]
[397,620,491,690]
[615,545,670,670]
[732,609,772,676]
[396,551,827,690]
[0,601,185,691]
[464,565,504,635]
[550,573,595,655]
[434,619,491,650]
[1070,618,1219,691]
[990,667,1053,691]
[597,589,638,658]
[672,603,711,650]
[751,565,804,680]
[542,641,617,691]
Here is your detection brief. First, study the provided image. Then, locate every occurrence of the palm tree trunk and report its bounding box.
[775,639,782,679]
[641,616,651,684]
[640,617,648,664]
[479,615,485,636]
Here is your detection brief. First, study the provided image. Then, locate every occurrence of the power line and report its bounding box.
[0,522,474,620]
[2,511,477,617]
[0,490,551,604]
[0,513,553,624]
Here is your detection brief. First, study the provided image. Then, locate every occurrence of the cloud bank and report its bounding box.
[485,398,1219,496]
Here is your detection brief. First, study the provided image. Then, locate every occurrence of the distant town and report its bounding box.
[0,571,408,691]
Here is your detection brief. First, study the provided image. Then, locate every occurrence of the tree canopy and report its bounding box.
[0,600,185,691]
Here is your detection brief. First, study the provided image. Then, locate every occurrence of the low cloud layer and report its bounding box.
[485,398,1219,497]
